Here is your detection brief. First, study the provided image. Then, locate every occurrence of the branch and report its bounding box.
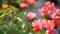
[0,10,12,18]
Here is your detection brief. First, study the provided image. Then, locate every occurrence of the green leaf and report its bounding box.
[0,16,4,24]
[20,12,26,19]
[0,9,3,15]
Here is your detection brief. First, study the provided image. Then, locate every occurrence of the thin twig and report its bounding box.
[14,16,25,23]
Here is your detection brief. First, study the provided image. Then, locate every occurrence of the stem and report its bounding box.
[0,10,12,18]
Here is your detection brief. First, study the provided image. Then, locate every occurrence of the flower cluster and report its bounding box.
[32,19,56,34]
[38,2,56,15]
[25,2,60,34]
[38,2,60,26]
[19,0,36,8]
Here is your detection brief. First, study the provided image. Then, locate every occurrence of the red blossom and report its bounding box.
[26,12,36,20]
[32,19,55,32]
[32,19,43,32]
[53,17,60,26]
[48,29,56,34]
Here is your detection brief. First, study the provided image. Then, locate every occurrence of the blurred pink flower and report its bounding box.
[38,6,51,15]
[46,3,56,12]
[50,9,60,18]
[50,13,56,19]
[44,20,55,32]
[19,3,29,8]
[56,9,60,14]
[26,12,36,20]
[50,3,56,12]
[32,19,43,32]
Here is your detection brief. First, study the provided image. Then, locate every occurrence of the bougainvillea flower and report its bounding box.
[44,2,51,7]
[38,6,51,15]
[2,4,8,9]
[56,9,60,14]
[26,12,36,20]
[44,20,55,32]
[32,19,43,32]
[38,2,56,15]
[44,2,56,11]
[50,12,56,19]
[50,9,60,26]
[19,3,29,8]
[26,0,36,5]
[50,9,60,19]
[48,29,56,34]
[53,17,60,26]
[41,19,47,26]
[49,3,56,12]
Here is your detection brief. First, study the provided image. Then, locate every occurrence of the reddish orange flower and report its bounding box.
[2,4,8,9]
[44,2,51,7]
[19,3,29,8]
[53,17,60,26]
[38,6,51,15]
[41,19,47,26]
[44,20,55,32]
[33,25,41,32]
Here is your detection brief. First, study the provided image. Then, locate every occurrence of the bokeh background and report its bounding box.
[0,0,60,34]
